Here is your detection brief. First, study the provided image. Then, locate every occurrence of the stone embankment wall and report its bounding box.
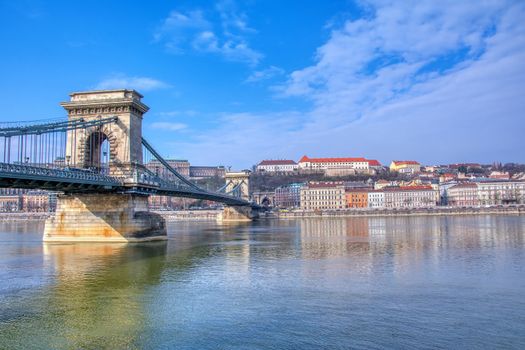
[0,212,52,221]
[277,205,525,218]
[154,210,221,221]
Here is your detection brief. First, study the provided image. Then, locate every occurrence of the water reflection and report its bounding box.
[298,216,525,256]
[0,216,523,349]
[1,242,167,349]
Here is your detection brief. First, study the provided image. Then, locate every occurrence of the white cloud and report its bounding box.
[167,1,525,168]
[155,5,262,65]
[95,75,171,91]
[150,122,187,131]
[245,66,285,83]
[215,0,256,34]
[166,111,302,167]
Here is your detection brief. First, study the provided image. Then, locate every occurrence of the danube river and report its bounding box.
[1,215,524,349]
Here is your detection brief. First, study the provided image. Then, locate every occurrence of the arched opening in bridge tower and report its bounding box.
[85,132,110,174]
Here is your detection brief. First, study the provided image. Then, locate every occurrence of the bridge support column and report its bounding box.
[218,206,259,222]
[44,194,166,242]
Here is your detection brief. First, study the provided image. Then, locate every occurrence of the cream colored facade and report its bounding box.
[256,160,298,172]
[300,182,346,210]
[61,89,148,176]
[476,180,525,205]
[298,156,371,174]
[225,171,251,201]
[384,187,437,208]
[389,161,421,174]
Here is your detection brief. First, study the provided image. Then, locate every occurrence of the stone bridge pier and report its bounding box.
[44,90,166,242]
[44,193,166,242]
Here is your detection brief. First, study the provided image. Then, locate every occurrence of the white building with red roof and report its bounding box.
[298,155,380,175]
[256,159,298,173]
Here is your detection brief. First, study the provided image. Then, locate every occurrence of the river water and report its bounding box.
[0,215,524,349]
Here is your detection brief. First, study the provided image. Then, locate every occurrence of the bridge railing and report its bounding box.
[0,117,251,204]
[0,162,121,185]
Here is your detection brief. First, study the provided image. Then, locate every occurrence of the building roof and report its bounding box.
[299,155,367,163]
[449,163,482,168]
[384,185,433,192]
[258,159,297,166]
[449,183,478,189]
[306,181,344,189]
[345,188,370,193]
[367,159,381,166]
[391,160,420,166]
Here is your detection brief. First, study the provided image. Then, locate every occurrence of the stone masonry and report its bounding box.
[44,194,166,242]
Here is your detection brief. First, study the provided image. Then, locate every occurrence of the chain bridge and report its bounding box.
[0,90,256,242]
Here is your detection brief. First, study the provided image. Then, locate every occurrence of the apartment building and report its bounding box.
[275,183,304,208]
[446,183,479,206]
[368,190,385,208]
[384,186,437,208]
[300,182,346,210]
[346,189,369,208]
[476,179,525,205]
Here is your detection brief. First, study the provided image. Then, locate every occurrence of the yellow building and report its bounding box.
[389,160,421,174]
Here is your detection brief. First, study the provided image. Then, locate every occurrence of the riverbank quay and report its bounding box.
[0,212,51,221]
[157,205,525,221]
[154,210,221,221]
[1,205,522,223]
[277,205,525,218]
[154,209,275,221]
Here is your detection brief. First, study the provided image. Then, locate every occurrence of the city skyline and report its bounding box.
[1,0,524,168]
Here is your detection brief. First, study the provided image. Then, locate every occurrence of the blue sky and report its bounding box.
[1,0,524,168]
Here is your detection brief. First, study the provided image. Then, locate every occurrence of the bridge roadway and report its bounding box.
[0,162,251,207]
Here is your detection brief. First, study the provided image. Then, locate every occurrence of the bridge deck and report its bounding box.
[0,111,252,207]
[0,162,250,206]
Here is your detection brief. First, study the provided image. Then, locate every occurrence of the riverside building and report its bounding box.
[345,189,369,208]
[475,179,525,205]
[446,183,480,206]
[275,183,304,208]
[300,182,346,210]
[368,190,385,208]
[383,186,437,208]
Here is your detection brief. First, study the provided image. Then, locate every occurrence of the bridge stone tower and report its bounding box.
[219,171,258,222]
[224,171,250,201]
[61,90,147,175]
[44,90,166,243]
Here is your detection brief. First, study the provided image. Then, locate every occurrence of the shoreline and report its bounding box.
[155,205,525,220]
[276,205,525,218]
[0,212,51,221]
[0,205,523,222]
